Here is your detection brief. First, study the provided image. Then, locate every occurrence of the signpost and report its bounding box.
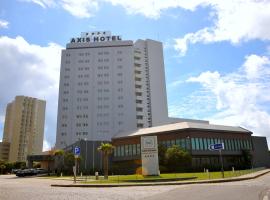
[141,136,159,176]
[73,146,80,183]
[209,143,225,178]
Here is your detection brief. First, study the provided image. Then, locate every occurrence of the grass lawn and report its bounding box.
[38,168,264,184]
[81,168,259,184]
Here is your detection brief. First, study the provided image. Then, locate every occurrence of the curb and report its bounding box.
[51,169,270,188]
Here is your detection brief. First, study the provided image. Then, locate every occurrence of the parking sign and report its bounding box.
[74,146,80,155]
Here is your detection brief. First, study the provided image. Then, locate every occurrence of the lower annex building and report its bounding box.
[111,121,270,174]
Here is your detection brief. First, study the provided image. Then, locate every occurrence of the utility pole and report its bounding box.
[219,149,224,178]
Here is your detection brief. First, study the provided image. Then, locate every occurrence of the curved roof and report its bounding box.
[113,122,252,139]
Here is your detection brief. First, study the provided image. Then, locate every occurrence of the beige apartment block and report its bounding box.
[2,96,46,162]
[0,142,10,161]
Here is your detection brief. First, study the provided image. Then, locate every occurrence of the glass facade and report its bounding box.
[113,137,252,157]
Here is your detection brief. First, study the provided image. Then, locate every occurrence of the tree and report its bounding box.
[165,145,191,172]
[0,164,6,174]
[64,152,75,174]
[158,144,167,172]
[98,143,114,180]
[54,149,65,175]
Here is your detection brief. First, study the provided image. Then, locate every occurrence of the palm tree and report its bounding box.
[98,143,114,180]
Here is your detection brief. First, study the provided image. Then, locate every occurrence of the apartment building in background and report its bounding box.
[0,96,46,162]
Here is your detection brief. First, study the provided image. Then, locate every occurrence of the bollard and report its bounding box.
[95,171,99,180]
[206,169,210,179]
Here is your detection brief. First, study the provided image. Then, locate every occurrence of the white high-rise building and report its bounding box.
[56,31,205,149]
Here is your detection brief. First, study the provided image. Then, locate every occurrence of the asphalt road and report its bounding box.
[0,173,269,200]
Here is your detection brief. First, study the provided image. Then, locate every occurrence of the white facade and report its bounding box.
[133,39,169,127]
[56,32,173,148]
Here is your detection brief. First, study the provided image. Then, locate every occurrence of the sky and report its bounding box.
[0,0,270,150]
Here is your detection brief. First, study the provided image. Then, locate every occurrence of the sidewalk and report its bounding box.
[51,169,270,188]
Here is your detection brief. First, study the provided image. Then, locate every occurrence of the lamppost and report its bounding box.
[92,142,95,173]
[84,138,87,173]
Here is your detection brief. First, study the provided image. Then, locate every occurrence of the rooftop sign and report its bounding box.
[70,31,122,43]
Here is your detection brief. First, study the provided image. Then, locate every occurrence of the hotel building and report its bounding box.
[56,31,195,149]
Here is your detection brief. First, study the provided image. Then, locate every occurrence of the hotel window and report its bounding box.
[136,99,142,104]
[230,139,234,151]
[229,139,233,151]
[182,139,187,149]
[137,124,143,128]
[124,145,129,156]
[199,138,203,150]
[132,144,136,156]
[117,58,122,62]
[136,115,143,119]
[136,107,143,112]
[120,146,124,157]
[136,144,141,155]
[214,138,218,144]
[117,65,123,69]
[210,138,214,145]
[237,139,241,150]
[166,140,171,148]
[128,145,133,156]
[234,139,238,150]
[195,138,200,150]
[176,139,180,147]
[191,138,195,150]
[117,146,120,157]
[114,148,117,157]
[171,140,175,146]
[203,138,208,150]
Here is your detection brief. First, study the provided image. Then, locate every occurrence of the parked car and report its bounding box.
[11,169,20,174]
[16,169,37,177]
[36,168,48,174]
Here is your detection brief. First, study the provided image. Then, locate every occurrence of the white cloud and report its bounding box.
[60,0,99,18]
[0,36,63,148]
[0,19,9,29]
[22,0,99,18]
[186,53,270,144]
[21,0,56,8]
[243,54,270,80]
[174,1,270,55]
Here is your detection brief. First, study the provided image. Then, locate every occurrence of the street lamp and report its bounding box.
[84,138,87,173]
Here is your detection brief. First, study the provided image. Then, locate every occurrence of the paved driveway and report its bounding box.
[0,173,269,200]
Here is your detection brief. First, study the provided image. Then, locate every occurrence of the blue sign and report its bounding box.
[74,146,80,155]
[209,143,224,151]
